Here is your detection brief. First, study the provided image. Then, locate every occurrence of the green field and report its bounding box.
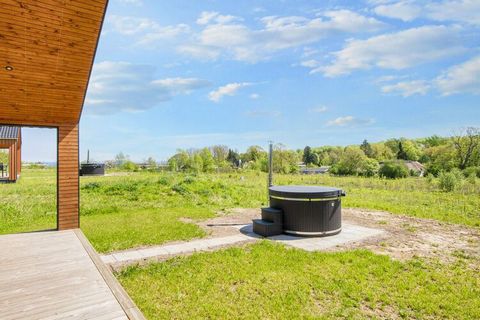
[1,168,480,319]
[1,168,479,253]
[119,242,480,319]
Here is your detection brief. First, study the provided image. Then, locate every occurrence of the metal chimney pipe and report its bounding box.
[87,149,90,164]
[268,141,273,187]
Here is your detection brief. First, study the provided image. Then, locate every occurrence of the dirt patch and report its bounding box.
[199,207,480,264]
[194,208,260,237]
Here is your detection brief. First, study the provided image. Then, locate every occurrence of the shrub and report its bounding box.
[464,166,480,178]
[157,177,170,185]
[331,147,368,176]
[183,176,196,184]
[438,171,460,192]
[361,158,380,177]
[171,183,188,195]
[121,161,138,172]
[467,173,477,185]
[82,182,101,191]
[379,161,409,179]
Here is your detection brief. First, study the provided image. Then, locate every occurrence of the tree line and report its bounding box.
[110,127,480,180]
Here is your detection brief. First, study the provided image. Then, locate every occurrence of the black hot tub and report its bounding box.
[80,163,105,176]
[269,185,345,236]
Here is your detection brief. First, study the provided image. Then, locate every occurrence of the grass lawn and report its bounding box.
[2,168,480,319]
[118,241,480,319]
[1,168,479,252]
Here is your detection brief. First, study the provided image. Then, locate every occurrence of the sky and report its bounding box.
[23,0,480,162]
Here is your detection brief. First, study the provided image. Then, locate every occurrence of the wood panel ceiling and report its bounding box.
[0,0,108,126]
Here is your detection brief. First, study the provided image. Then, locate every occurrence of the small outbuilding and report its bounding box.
[404,161,426,177]
[0,126,21,182]
[300,166,330,175]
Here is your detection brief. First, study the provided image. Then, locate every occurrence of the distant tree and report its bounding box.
[121,160,138,172]
[114,152,129,167]
[273,144,299,173]
[226,149,240,167]
[168,150,190,171]
[421,135,448,148]
[371,143,395,161]
[379,161,408,179]
[331,147,368,176]
[362,158,380,177]
[385,139,401,155]
[315,146,343,166]
[397,141,408,160]
[242,145,266,162]
[192,153,203,173]
[200,148,215,172]
[402,140,421,161]
[302,146,317,165]
[452,127,480,169]
[211,145,229,165]
[424,144,456,176]
[145,157,157,168]
[360,139,374,158]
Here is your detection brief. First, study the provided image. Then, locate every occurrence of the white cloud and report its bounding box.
[327,116,375,127]
[208,82,252,102]
[249,93,260,99]
[300,59,321,68]
[309,106,328,113]
[381,80,431,97]
[85,61,211,114]
[108,16,157,35]
[374,1,422,21]
[180,10,385,62]
[196,11,241,25]
[318,25,466,77]
[435,55,480,95]
[107,16,190,45]
[152,78,213,95]
[176,44,220,61]
[373,0,480,25]
[427,0,480,25]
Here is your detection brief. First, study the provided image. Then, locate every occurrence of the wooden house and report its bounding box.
[0,0,109,229]
[0,126,22,182]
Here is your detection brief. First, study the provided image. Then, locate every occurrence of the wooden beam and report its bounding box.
[16,129,21,176]
[57,123,79,230]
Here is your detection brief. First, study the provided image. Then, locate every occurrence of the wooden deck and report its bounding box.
[0,229,145,320]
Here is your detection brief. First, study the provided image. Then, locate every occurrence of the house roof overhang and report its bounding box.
[0,0,109,127]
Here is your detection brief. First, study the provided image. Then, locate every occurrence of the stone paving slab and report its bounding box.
[101,223,384,265]
[269,223,385,251]
[101,234,255,264]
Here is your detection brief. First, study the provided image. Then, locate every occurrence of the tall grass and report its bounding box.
[1,168,479,252]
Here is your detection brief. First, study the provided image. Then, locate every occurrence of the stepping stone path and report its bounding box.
[101,223,384,266]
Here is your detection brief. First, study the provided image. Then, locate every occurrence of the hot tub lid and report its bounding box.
[269,185,345,199]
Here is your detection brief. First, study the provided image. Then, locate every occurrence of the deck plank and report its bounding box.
[0,230,143,320]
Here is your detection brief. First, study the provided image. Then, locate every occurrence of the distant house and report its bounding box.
[300,166,330,175]
[404,161,426,176]
[0,126,22,182]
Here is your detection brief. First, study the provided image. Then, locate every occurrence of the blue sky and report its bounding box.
[24,0,480,162]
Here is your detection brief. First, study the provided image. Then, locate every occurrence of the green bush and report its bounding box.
[464,166,480,178]
[379,161,409,179]
[82,182,101,191]
[438,171,460,192]
[362,158,380,177]
[121,161,138,172]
